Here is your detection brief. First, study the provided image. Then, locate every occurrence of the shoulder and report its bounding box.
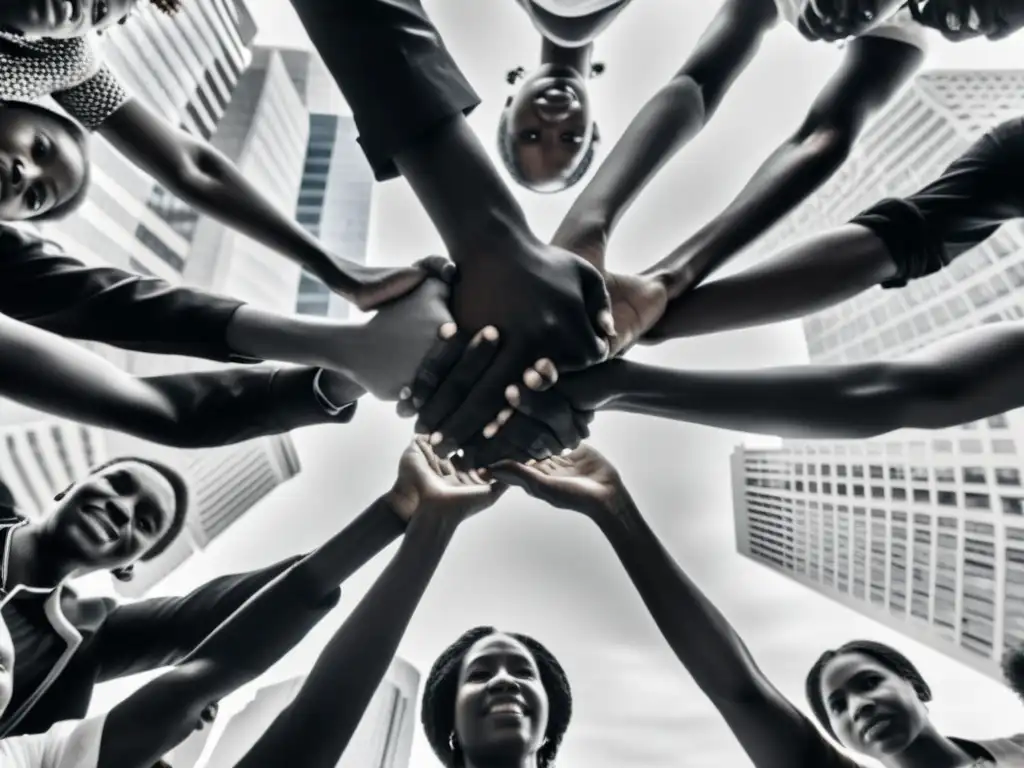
[0,717,104,768]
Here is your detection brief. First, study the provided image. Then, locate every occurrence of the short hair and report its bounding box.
[55,456,190,562]
[1002,642,1024,703]
[0,100,91,222]
[421,626,572,767]
[495,107,599,194]
[805,640,932,738]
[146,0,183,13]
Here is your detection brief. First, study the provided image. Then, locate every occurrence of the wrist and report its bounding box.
[592,487,640,531]
[314,370,366,411]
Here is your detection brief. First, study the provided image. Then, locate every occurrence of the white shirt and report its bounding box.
[0,717,104,768]
[529,0,626,16]
[774,0,931,49]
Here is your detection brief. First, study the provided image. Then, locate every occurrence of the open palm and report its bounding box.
[490,443,622,517]
[389,436,506,521]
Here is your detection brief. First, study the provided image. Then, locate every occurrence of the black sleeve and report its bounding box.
[286,0,481,181]
[90,555,304,682]
[0,226,256,363]
[850,116,1024,288]
[139,366,357,448]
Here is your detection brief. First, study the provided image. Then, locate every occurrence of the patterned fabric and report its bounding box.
[0,32,128,129]
[0,717,105,768]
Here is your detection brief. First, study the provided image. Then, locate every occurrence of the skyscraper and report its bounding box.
[272,49,374,319]
[731,71,1024,683]
[203,657,420,768]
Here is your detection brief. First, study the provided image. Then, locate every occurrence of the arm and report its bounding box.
[490,446,848,768]
[563,322,1024,438]
[96,98,382,306]
[93,497,405,681]
[642,34,924,299]
[553,0,778,270]
[645,115,1024,342]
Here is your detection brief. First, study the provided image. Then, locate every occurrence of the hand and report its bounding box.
[385,436,507,522]
[605,272,669,357]
[489,443,626,519]
[426,239,614,449]
[317,370,367,410]
[906,0,1003,40]
[346,255,456,312]
[396,327,593,467]
[343,276,455,401]
[796,0,900,40]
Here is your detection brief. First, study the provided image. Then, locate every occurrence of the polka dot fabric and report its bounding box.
[0,32,128,129]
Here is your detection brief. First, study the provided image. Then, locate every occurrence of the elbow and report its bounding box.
[792,116,856,173]
[664,74,708,128]
[841,362,967,436]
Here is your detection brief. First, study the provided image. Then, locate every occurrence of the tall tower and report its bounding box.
[731,70,1024,682]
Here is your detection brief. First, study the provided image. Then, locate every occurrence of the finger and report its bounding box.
[487,410,563,462]
[506,384,586,450]
[396,390,417,419]
[415,325,501,435]
[487,460,543,491]
[412,254,456,283]
[577,265,616,355]
[523,358,558,391]
[405,322,465,418]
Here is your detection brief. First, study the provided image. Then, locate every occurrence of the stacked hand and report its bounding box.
[346,255,456,311]
[795,0,904,40]
[905,0,1018,40]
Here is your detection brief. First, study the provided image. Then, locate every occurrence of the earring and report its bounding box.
[506,66,526,85]
[111,564,135,582]
[590,62,606,77]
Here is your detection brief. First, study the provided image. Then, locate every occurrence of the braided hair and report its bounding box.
[0,101,91,222]
[805,640,932,739]
[421,626,572,767]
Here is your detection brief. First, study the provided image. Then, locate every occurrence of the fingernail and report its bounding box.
[482,325,499,341]
[523,369,542,389]
[483,423,498,439]
[439,322,457,339]
[430,432,443,445]
[497,408,513,425]
[599,310,617,337]
[398,386,411,400]
[505,384,520,404]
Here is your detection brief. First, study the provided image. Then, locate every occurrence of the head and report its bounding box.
[1002,642,1024,703]
[422,626,572,767]
[497,63,604,193]
[0,0,181,40]
[0,100,90,221]
[0,611,12,718]
[807,640,933,760]
[45,456,189,579]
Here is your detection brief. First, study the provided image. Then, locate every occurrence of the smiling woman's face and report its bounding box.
[0,613,13,717]
[0,105,87,221]
[0,0,139,39]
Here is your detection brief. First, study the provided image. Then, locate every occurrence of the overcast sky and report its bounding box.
[91,2,1024,765]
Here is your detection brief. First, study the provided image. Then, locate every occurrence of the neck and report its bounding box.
[539,37,591,75]
[7,525,76,591]
[884,728,980,768]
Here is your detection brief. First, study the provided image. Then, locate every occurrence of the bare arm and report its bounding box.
[642,35,923,299]
[97,99,369,302]
[554,0,778,269]
[564,322,1024,438]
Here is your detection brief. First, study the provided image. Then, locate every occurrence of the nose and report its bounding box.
[104,498,132,528]
[486,667,520,693]
[11,157,40,194]
[850,695,877,726]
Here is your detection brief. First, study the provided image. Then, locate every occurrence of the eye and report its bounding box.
[31,135,50,162]
[93,0,109,23]
[137,516,153,534]
[560,133,582,145]
[514,665,536,679]
[466,667,490,682]
[517,130,540,143]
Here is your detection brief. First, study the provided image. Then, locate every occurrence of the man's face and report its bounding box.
[0,0,139,39]
[47,460,176,573]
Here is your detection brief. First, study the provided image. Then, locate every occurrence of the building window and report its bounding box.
[938,491,958,507]
[963,466,987,484]
[964,493,991,510]
[997,468,1022,486]
[1003,497,1024,516]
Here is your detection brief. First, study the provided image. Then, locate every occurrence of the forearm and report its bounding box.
[234,510,457,768]
[140,367,360,449]
[595,492,763,700]
[644,224,897,342]
[394,114,536,260]
[555,76,707,253]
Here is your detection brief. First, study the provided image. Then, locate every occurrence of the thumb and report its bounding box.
[578,265,617,341]
[414,255,458,285]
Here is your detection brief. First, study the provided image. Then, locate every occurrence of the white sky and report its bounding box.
[91,2,1024,765]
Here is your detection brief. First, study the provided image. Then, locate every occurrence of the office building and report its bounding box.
[182,46,309,313]
[203,657,420,768]
[731,71,1024,682]
[269,49,374,319]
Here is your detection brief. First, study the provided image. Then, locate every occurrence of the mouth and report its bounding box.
[81,503,120,545]
[861,716,894,743]
[484,699,529,721]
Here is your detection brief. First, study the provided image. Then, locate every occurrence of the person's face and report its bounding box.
[504,65,594,190]
[0,613,13,717]
[0,107,87,221]
[454,633,550,764]
[0,0,138,39]
[820,652,929,758]
[48,461,176,573]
